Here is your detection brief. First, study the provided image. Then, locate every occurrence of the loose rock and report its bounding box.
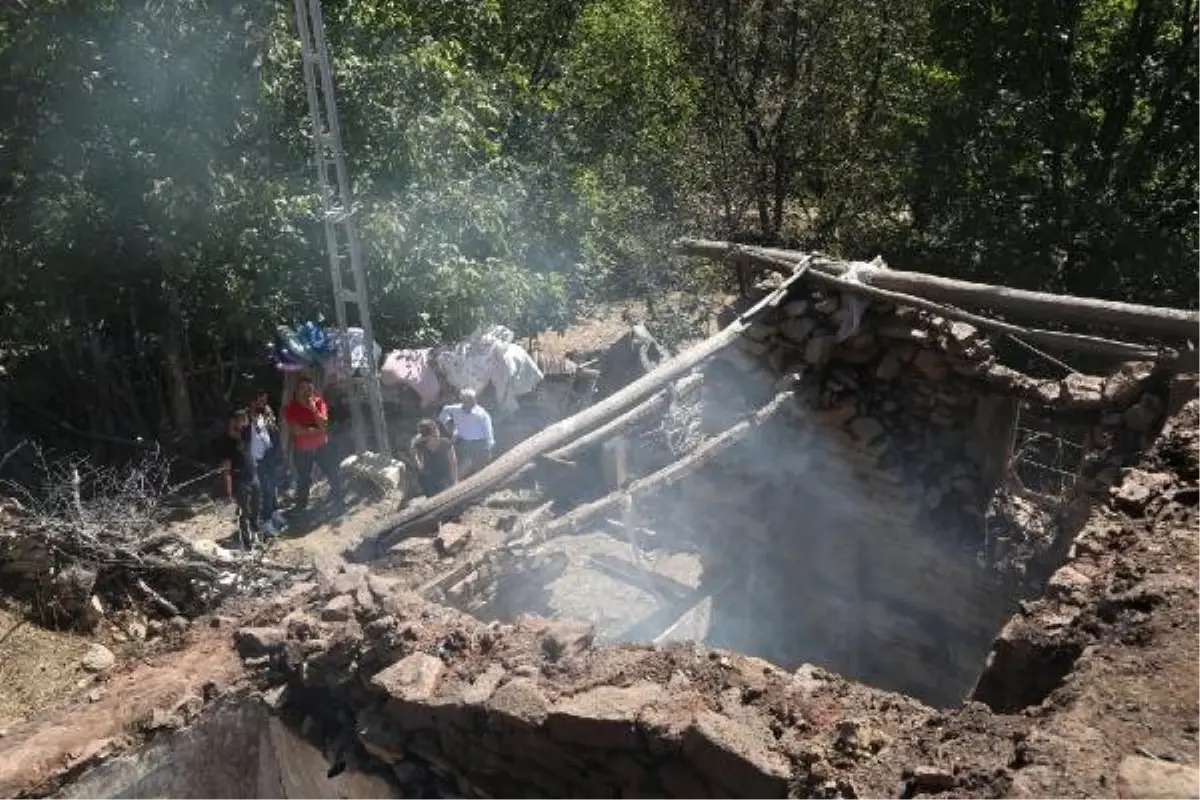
[321,593,356,622]
[909,765,956,793]
[1116,755,1200,799]
[80,644,115,673]
[233,627,287,658]
[435,525,472,557]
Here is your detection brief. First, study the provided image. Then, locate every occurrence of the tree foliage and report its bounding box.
[0,0,1193,458]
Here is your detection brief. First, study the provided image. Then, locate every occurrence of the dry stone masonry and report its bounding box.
[665,277,1178,704]
[236,572,961,799]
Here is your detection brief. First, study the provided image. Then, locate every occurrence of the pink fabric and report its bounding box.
[381,349,441,407]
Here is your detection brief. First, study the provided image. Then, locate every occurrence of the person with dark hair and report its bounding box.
[249,389,286,535]
[215,408,261,548]
[284,377,345,514]
[410,418,458,497]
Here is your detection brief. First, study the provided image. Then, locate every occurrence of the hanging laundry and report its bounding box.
[324,326,383,385]
[380,348,442,407]
[434,327,545,414]
[327,327,381,371]
[275,348,310,372]
[276,325,316,366]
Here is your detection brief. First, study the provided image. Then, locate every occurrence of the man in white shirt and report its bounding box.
[438,389,494,476]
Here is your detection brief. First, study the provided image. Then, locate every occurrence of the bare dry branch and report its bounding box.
[0,445,300,628]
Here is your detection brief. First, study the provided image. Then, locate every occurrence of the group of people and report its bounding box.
[217,377,495,545]
[217,377,344,546]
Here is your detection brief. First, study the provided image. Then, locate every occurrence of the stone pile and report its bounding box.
[234,567,994,799]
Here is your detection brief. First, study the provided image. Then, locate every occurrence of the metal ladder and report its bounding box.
[292,0,389,457]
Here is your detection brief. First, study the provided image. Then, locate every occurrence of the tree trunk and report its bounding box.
[674,238,1200,341]
[162,292,194,436]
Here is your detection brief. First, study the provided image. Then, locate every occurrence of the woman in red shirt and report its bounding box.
[284,378,345,514]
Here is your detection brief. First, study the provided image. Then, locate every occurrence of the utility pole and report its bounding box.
[291,0,390,456]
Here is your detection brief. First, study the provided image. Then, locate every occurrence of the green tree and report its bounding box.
[909,0,1198,306]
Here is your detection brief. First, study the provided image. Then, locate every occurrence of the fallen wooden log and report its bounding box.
[676,238,811,274]
[515,372,705,487]
[548,372,704,464]
[675,238,1199,341]
[519,391,793,548]
[748,251,1169,364]
[363,271,808,554]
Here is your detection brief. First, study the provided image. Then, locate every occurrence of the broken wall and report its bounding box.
[235,577,955,800]
[662,281,1172,705]
[54,699,397,799]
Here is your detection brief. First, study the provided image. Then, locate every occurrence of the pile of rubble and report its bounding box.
[232,566,984,799]
[210,395,1196,799]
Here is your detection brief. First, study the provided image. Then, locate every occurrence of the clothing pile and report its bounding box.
[272,321,382,383]
[380,348,441,406]
[380,325,543,413]
[272,322,336,371]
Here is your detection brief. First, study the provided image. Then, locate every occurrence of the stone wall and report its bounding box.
[660,279,1174,705]
[236,571,994,799]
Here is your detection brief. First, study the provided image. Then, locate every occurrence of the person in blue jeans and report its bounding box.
[249,390,287,535]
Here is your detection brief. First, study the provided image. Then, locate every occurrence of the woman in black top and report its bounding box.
[216,409,261,547]
[410,418,458,497]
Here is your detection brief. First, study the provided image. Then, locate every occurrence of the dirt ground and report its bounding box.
[0,606,92,731]
[530,291,734,360]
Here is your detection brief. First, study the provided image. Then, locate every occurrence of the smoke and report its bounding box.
[31,3,269,244]
[438,324,1039,708]
[661,360,883,671]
